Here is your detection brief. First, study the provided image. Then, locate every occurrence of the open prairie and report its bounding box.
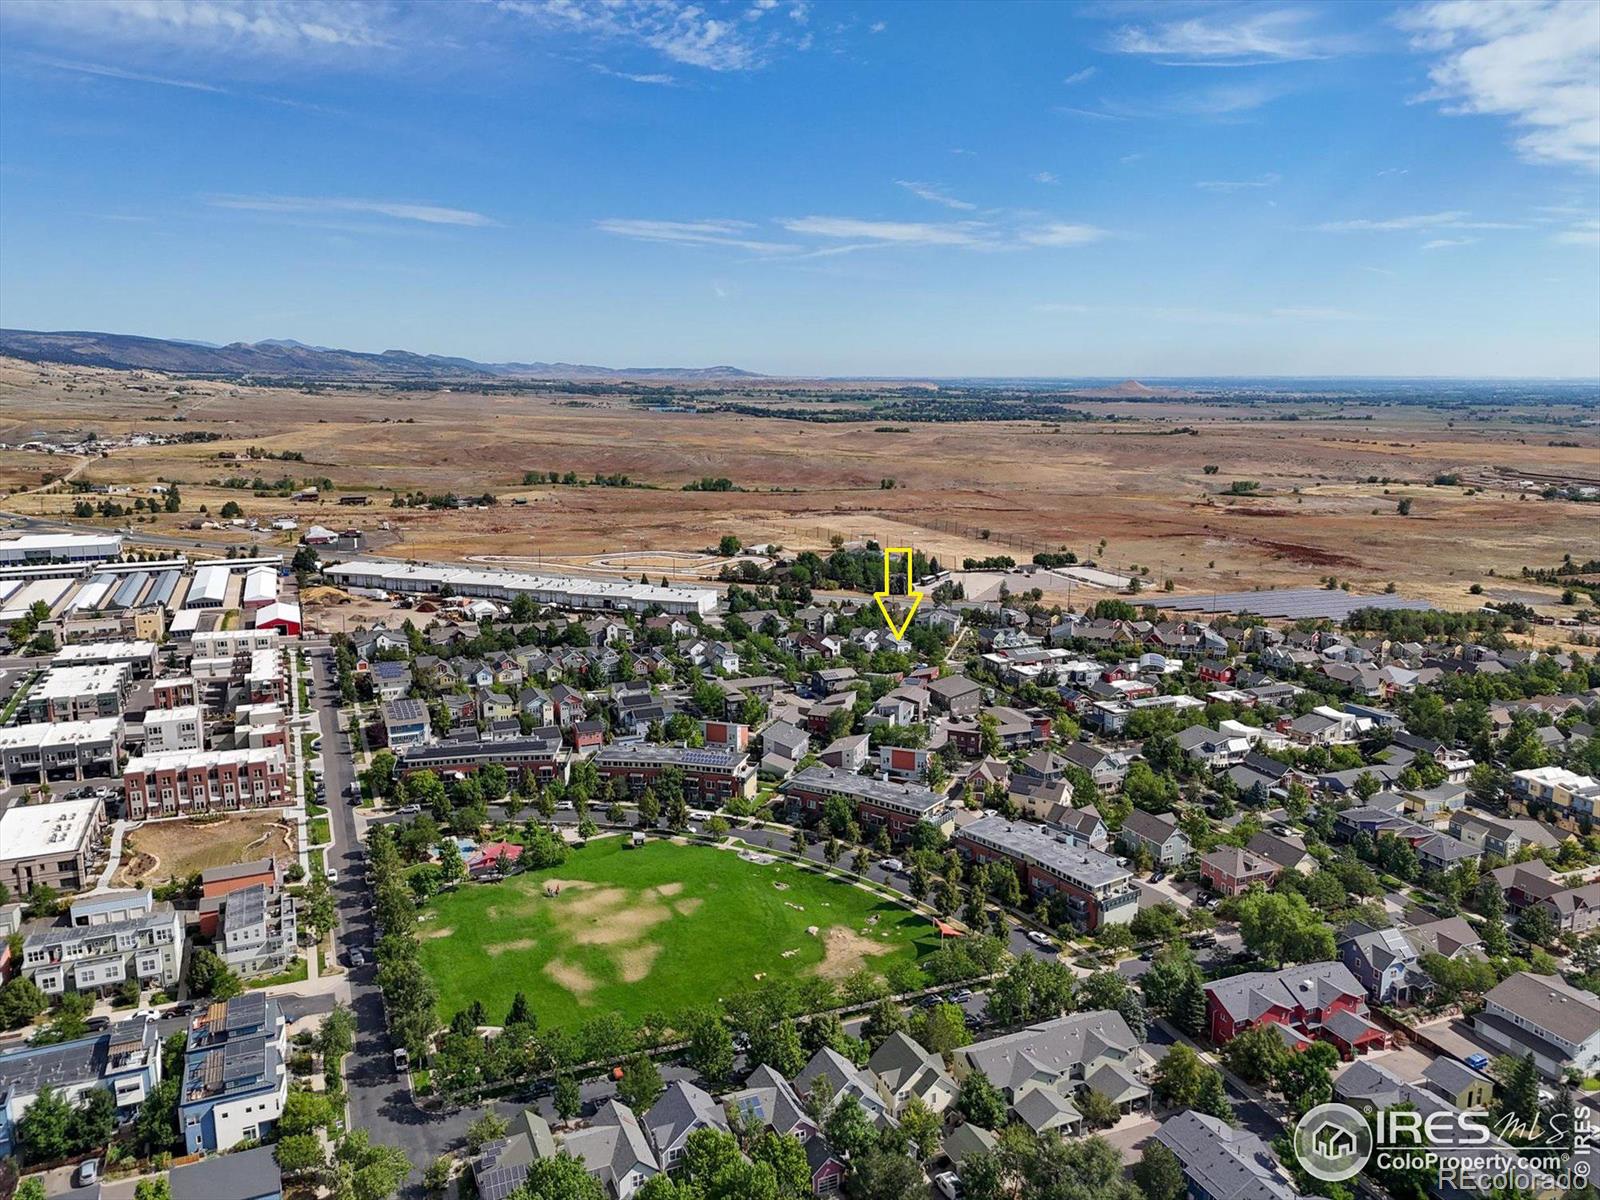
[1,356,1595,614]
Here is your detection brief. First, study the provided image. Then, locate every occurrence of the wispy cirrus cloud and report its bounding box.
[1554,219,1600,246]
[209,194,498,227]
[3,0,394,54]
[1315,210,1528,232]
[1063,66,1097,85]
[594,218,799,254]
[1108,8,1351,66]
[894,181,976,211]
[590,63,676,85]
[1400,0,1600,170]
[1196,172,1281,192]
[1020,223,1110,247]
[503,0,810,72]
[1033,171,1060,185]
[780,216,990,247]
[28,55,229,93]
[1422,237,1477,250]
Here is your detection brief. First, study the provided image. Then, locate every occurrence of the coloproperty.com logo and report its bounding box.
[1293,1100,1596,1191]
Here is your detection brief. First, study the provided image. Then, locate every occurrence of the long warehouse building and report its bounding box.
[0,532,123,566]
[325,559,719,616]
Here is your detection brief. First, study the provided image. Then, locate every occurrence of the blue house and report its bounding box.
[1338,926,1420,1004]
[179,994,287,1154]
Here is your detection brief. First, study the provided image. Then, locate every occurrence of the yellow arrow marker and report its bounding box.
[873,546,923,639]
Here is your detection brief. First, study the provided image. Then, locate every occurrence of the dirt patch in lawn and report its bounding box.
[672,898,704,917]
[420,926,454,940]
[616,943,663,983]
[654,882,684,897]
[560,886,630,919]
[815,927,897,980]
[545,959,598,998]
[486,937,538,956]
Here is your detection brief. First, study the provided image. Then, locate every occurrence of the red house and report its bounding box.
[1204,962,1387,1059]
[1198,660,1236,684]
[1200,846,1281,896]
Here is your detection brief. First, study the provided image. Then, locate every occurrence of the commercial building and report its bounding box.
[0,796,105,895]
[781,765,954,841]
[953,816,1138,931]
[241,567,278,611]
[0,716,122,784]
[180,994,288,1153]
[0,532,123,566]
[123,746,289,819]
[185,563,230,609]
[325,558,719,616]
[20,889,184,997]
[0,1018,161,1159]
[594,743,757,803]
[24,662,132,722]
[254,601,302,636]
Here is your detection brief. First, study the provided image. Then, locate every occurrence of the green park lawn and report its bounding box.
[415,836,940,1028]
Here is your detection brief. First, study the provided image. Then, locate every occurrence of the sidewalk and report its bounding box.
[89,818,131,892]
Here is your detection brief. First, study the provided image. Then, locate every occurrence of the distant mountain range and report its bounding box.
[0,328,763,382]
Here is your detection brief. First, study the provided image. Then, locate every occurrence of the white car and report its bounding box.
[131,1008,160,1022]
[324,868,338,883]
[880,857,904,872]
[934,1171,962,1199]
[1027,930,1056,950]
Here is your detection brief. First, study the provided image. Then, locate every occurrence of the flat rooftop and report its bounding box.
[0,797,101,861]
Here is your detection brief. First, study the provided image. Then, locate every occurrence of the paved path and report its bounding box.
[90,819,130,892]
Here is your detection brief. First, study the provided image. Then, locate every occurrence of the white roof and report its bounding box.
[124,745,285,773]
[54,641,157,664]
[0,533,121,551]
[0,798,101,862]
[242,569,278,605]
[143,703,202,724]
[186,564,229,607]
[32,663,129,701]
[0,716,122,751]
[169,608,202,634]
[327,558,718,612]
[255,601,301,627]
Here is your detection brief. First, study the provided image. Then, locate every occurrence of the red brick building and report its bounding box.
[1204,962,1387,1058]
[593,743,756,803]
[123,747,289,820]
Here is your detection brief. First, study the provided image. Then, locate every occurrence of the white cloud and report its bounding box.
[595,218,798,254]
[1421,237,1478,250]
[1020,223,1110,247]
[1554,219,1600,246]
[210,195,498,227]
[508,0,801,72]
[1063,66,1097,85]
[1196,172,1281,192]
[29,55,230,93]
[781,216,990,246]
[1315,210,1469,231]
[1271,306,1367,320]
[590,64,676,85]
[869,20,886,34]
[1033,171,1060,185]
[895,181,976,211]
[1400,0,1600,170]
[1109,8,1345,66]
[5,0,393,53]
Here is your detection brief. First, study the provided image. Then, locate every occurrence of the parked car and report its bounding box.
[1465,1053,1490,1071]
[1149,871,1166,884]
[393,1047,410,1073]
[1027,931,1056,950]
[880,857,904,872]
[77,1160,100,1187]
[85,1016,111,1032]
[325,868,338,883]
[934,1171,963,1199]
[398,804,421,815]
[348,949,367,967]
[947,988,973,1003]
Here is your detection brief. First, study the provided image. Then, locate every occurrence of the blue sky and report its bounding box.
[1,0,1597,377]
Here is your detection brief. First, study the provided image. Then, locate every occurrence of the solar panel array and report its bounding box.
[1144,588,1434,620]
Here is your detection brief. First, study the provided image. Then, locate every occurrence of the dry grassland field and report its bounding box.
[114,813,295,888]
[2,356,1596,614]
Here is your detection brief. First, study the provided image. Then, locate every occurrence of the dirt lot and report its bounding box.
[115,813,294,887]
[2,357,1595,616]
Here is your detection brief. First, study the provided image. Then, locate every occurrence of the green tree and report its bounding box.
[134,1180,173,1200]
[823,1094,876,1161]
[466,1110,510,1154]
[618,1054,664,1111]
[70,1085,118,1153]
[750,1129,811,1199]
[509,1153,605,1200]
[0,976,49,1029]
[956,1070,1009,1130]
[554,1075,582,1122]
[898,1096,944,1161]
[1152,1044,1233,1121]
[16,1084,73,1163]
[1077,1087,1122,1130]
[333,1129,413,1200]
[276,1133,328,1178]
[1221,1020,1290,1087]
[1132,1140,1186,1200]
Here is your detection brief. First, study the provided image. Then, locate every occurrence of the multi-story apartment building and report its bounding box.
[0,796,106,896]
[953,816,1138,931]
[180,994,288,1153]
[217,884,298,978]
[782,766,954,841]
[143,704,206,754]
[150,676,199,709]
[24,663,131,723]
[594,743,757,803]
[123,747,289,819]
[21,890,184,997]
[53,639,158,677]
[0,717,122,785]
[1513,767,1600,816]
